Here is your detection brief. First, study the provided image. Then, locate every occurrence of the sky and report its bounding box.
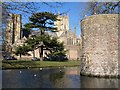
[21,2,88,37]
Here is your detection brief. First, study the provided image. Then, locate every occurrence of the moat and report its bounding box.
[2,67,118,88]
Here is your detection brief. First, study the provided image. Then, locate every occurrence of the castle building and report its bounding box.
[54,13,81,60]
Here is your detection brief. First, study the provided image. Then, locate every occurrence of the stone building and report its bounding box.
[4,13,22,55]
[54,13,81,60]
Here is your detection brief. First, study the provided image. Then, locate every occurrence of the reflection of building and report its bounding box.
[5,13,22,54]
[54,13,81,60]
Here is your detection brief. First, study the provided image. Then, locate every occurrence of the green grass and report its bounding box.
[2,60,80,69]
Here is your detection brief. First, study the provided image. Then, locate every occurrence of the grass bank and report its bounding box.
[2,60,80,69]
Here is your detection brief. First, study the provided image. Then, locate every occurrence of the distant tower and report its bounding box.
[54,12,69,37]
[74,27,76,36]
[5,13,21,53]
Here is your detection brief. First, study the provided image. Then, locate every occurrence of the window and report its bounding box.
[67,38,73,45]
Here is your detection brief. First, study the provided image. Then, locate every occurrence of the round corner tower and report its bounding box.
[80,14,119,77]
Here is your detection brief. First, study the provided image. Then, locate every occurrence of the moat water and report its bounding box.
[2,67,119,88]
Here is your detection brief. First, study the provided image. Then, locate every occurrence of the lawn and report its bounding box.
[2,60,80,69]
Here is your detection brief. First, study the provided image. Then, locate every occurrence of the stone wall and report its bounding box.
[80,14,119,77]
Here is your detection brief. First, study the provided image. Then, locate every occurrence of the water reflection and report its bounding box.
[80,76,118,88]
[0,70,2,89]
[2,67,118,88]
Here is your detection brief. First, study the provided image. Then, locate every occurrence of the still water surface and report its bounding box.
[2,67,119,88]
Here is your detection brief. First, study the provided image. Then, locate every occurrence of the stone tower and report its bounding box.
[5,13,21,54]
[54,13,81,60]
[81,14,119,77]
[54,13,69,37]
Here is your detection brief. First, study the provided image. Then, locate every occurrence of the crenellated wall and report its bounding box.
[80,14,119,77]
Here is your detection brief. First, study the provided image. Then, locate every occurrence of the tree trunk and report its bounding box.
[40,29,44,60]
[33,50,35,58]
[40,45,43,60]
[39,47,41,60]
[20,53,21,58]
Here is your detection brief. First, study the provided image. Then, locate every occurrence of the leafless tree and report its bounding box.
[82,1,120,17]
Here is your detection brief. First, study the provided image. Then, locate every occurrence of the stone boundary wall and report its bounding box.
[80,14,119,78]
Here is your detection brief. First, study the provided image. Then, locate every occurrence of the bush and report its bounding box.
[43,51,68,61]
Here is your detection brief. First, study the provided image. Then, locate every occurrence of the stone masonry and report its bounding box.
[5,13,21,54]
[80,14,119,77]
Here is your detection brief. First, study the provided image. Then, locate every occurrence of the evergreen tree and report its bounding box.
[24,12,58,59]
[22,25,32,38]
[15,12,67,61]
[15,34,67,61]
[15,44,32,58]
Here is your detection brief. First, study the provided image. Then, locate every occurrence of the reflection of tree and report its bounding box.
[49,71,66,88]
[50,72,65,83]
[49,69,80,88]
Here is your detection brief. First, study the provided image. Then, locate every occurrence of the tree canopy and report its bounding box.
[24,12,59,58]
[24,12,59,33]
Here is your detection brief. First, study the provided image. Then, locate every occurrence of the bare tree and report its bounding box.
[82,1,120,16]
